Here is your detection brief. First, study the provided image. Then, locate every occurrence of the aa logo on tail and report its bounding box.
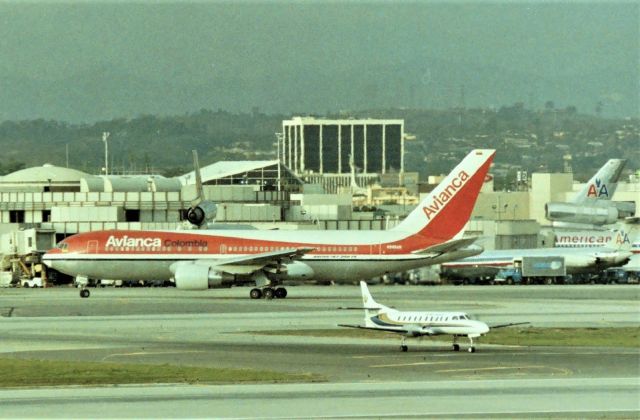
[615,232,631,245]
[587,179,609,198]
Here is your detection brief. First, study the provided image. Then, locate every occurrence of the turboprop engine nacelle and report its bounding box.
[545,202,618,226]
[187,201,218,227]
[173,264,232,290]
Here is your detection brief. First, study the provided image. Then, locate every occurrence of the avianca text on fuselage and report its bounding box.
[105,235,208,250]
[422,170,469,220]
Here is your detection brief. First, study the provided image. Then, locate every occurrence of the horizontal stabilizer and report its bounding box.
[412,237,479,255]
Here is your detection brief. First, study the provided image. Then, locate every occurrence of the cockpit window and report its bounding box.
[55,242,69,251]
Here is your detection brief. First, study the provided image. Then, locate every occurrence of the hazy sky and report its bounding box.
[0,1,638,121]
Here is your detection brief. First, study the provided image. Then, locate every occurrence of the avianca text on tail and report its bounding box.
[43,149,495,300]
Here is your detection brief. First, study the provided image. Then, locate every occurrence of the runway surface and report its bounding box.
[0,285,639,418]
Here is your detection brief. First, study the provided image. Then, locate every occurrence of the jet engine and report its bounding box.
[563,254,598,269]
[187,201,217,227]
[173,264,232,290]
[545,202,619,226]
[265,261,315,281]
[594,251,632,267]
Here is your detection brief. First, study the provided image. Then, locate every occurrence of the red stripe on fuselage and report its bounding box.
[62,230,400,256]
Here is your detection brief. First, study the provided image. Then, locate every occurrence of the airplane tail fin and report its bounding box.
[359,281,388,325]
[573,159,626,203]
[392,149,495,241]
[192,149,204,206]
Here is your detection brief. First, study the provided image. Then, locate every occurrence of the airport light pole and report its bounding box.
[102,132,110,176]
[275,132,283,192]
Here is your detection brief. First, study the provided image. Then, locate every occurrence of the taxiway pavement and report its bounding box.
[0,285,638,418]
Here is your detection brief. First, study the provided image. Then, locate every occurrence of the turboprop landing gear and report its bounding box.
[400,336,408,352]
[249,287,288,299]
[451,336,460,351]
[468,335,476,353]
[79,288,90,298]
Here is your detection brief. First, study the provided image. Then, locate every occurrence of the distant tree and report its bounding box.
[544,100,555,110]
[595,101,604,117]
[0,159,26,175]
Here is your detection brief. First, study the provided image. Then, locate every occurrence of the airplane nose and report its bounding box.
[478,322,489,334]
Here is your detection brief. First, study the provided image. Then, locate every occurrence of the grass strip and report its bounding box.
[0,358,321,388]
[248,326,640,348]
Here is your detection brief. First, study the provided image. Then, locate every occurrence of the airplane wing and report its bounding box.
[411,237,479,256]
[172,247,315,276]
[211,247,315,267]
[489,322,530,329]
[338,324,436,336]
[338,324,407,334]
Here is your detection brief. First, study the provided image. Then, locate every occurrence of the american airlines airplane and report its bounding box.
[546,158,634,228]
[340,281,524,352]
[43,149,495,299]
[441,222,637,277]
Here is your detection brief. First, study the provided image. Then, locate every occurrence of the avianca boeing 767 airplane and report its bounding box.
[43,149,495,299]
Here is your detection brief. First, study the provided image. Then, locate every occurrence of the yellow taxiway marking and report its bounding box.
[370,361,452,368]
[102,350,205,362]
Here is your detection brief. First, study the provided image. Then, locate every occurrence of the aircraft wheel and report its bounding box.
[468,346,476,353]
[274,288,287,299]
[400,345,408,352]
[249,288,262,299]
[452,344,460,352]
[263,287,275,299]
[79,289,90,298]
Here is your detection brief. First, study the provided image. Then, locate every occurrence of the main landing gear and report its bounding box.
[79,288,90,298]
[249,287,288,299]
[453,335,476,353]
[399,336,408,352]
